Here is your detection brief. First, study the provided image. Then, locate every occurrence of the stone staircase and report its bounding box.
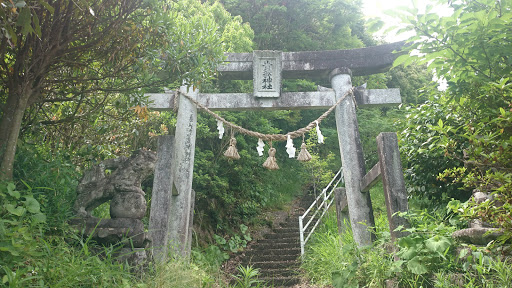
[238,195,315,287]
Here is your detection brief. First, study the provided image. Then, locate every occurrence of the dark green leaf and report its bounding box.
[38,0,54,14]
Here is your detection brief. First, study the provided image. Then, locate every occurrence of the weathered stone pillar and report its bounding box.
[331,68,375,247]
[376,132,409,241]
[168,85,198,257]
[334,188,350,235]
[148,135,174,262]
[186,189,195,257]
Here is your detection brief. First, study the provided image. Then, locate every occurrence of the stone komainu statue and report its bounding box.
[73,149,156,218]
[71,150,157,250]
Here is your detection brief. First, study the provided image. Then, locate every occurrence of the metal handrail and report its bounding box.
[299,167,344,256]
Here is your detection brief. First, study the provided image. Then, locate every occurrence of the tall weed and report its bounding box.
[14,143,80,229]
[301,209,392,287]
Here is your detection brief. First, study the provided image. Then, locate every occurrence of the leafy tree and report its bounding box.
[219,0,370,51]
[1,0,146,180]
[0,0,253,180]
[387,64,432,105]
[392,0,511,96]
[392,0,512,234]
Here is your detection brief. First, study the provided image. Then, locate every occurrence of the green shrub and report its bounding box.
[392,210,459,287]
[301,208,392,287]
[0,182,47,287]
[232,265,263,288]
[13,144,80,229]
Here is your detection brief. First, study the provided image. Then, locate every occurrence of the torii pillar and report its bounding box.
[331,68,375,245]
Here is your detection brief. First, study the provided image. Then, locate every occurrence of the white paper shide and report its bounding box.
[315,121,324,144]
[256,138,265,156]
[217,120,224,139]
[285,135,296,158]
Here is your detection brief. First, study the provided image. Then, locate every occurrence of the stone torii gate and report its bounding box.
[147,42,405,261]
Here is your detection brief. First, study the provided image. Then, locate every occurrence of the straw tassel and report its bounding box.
[263,147,279,170]
[224,137,240,160]
[297,142,312,162]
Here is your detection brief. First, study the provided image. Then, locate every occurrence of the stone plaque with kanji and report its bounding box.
[253,50,282,98]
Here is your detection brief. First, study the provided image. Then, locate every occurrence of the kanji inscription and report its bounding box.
[253,50,281,98]
[261,59,274,90]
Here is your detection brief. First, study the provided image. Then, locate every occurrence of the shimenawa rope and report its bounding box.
[176,87,355,142]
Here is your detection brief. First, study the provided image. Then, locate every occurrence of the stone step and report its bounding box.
[258,268,299,278]
[253,242,299,250]
[242,253,299,263]
[230,274,300,288]
[272,227,298,233]
[260,276,301,287]
[233,194,316,287]
[257,237,299,244]
[263,232,299,239]
[247,260,299,270]
[245,248,300,257]
[279,221,300,229]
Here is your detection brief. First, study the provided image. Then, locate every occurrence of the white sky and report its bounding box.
[362,0,452,89]
[362,0,453,42]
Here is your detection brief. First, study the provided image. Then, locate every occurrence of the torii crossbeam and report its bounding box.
[147,42,405,260]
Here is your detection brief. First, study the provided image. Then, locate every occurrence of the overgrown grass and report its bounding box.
[145,258,220,288]
[301,209,392,287]
[0,172,227,288]
[301,183,512,288]
[260,161,308,210]
[1,226,226,288]
[0,175,264,288]
[38,236,139,287]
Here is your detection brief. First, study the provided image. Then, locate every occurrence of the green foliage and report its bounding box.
[384,0,512,225]
[192,244,229,271]
[387,64,433,105]
[213,224,252,254]
[438,87,512,244]
[390,0,512,213]
[0,182,46,285]
[331,259,359,288]
[302,199,512,288]
[18,0,254,164]
[192,109,308,236]
[142,0,253,88]
[434,245,512,288]
[397,95,471,207]
[0,0,52,45]
[1,204,223,288]
[219,0,371,51]
[390,0,512,88]
[302,129,338,194]
[145,257,218,288]
[302,209,393,287]
[1,0,254,181]
[37,237,138,287]
[231,265,263,288]
[13,144,80,229]
[393,210,458,281]
[358,108,403,169]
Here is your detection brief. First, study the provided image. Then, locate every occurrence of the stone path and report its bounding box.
[233,195,317,288]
